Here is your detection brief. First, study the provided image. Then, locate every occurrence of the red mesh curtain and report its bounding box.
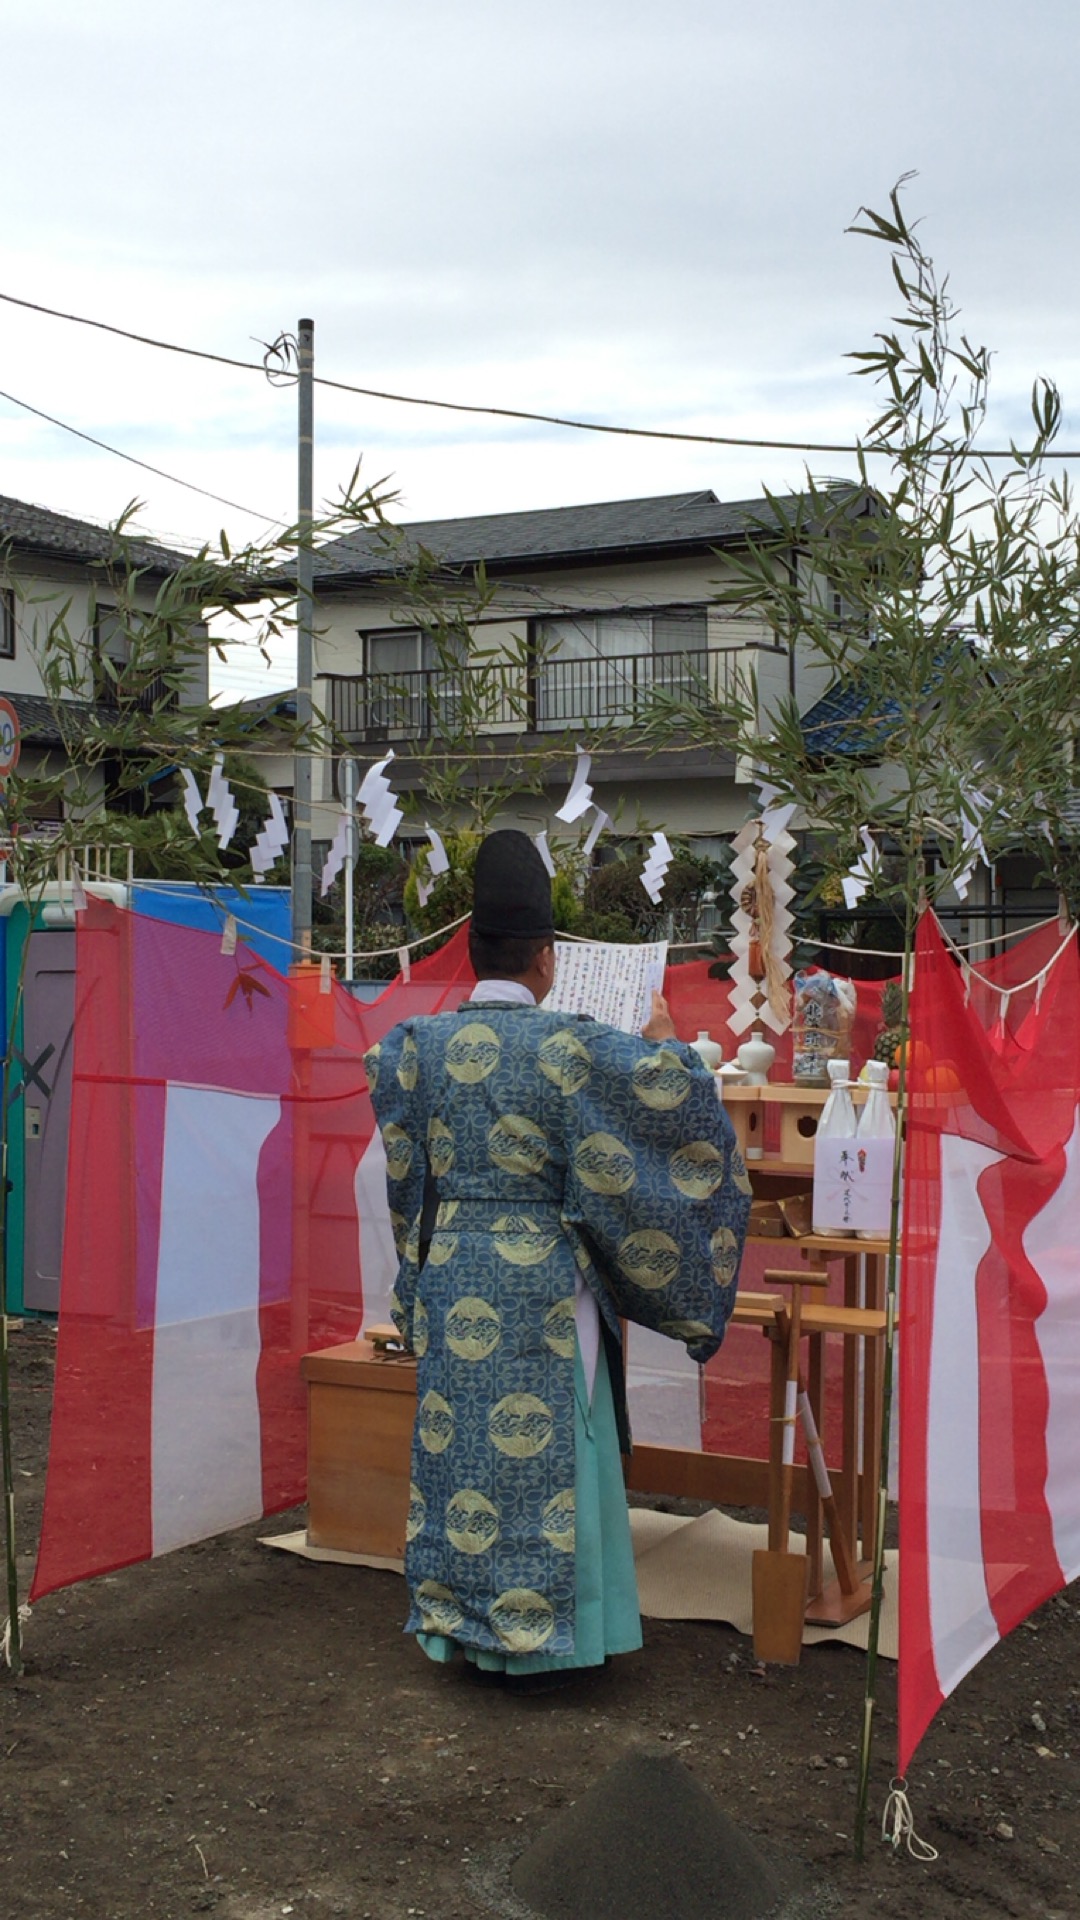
[899,912,1080,1770]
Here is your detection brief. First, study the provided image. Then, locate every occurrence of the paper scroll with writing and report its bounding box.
[548,940,669,1035]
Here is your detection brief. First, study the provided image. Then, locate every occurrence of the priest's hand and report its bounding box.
[641,990,677,1042]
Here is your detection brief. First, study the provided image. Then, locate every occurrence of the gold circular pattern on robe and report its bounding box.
[489,1587,556,1653]
[396,1032,419,1090]
[489,1393,554,1457]
[383,1123,414,1183]
[427,1117,455,1177]
[445,1296,501,1360]
[405,1217,422,1267]
[669,1139,726,1199]
[411,1297,430,1356]
[445,1022,501,1084]
[616,1228,681,1291]
[389,1287,403,1329]
[732,1157,752,1197]
[632,1047,691,1110]
[537,1030,592,1096]
[710,1225,740,1286]
[541,1488,576,1554]
[492,1213,560,1266]
[574,1131,637,1195]
[416,1580,464,1637]
[406,1481,426,1542]
[419,1390,455,1453]
[543,1297,577,1359]
[364,1044,380,1092]
[435,1198,459,1228]
[660,1318,715,1343]
[488,1114,551,1177]
[389,1210,407,1256]
[446,1489,500,1555]
[425,1230,459,1267]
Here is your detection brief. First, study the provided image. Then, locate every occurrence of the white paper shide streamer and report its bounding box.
[555,748,594,825]
[358,752,403,848]
[416,825,450,908]
[533,830,556,877]
[640,831,672,905]
[842,826,882,912]
[206,755,239,851]
[250,794,289,878]
[319,812,352,898]
[583,807,611,857]
[180,768,204,834]
[952,785,991,902]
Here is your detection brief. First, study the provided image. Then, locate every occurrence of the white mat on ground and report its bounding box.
[628,1507,897,1658]
[261,1509,897,1658]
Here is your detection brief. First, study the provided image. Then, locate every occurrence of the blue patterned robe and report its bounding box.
[365,1004,750,1659]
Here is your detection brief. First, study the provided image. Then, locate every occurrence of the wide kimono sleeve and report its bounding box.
[363,1021,427,1349]
[560,1030,751,1365]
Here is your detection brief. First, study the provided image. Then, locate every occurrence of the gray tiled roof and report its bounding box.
[0,495,192,574]
[5,691,103,745]
[310,485,866,584]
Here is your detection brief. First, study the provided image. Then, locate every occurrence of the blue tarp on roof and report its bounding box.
[130,883,291,971]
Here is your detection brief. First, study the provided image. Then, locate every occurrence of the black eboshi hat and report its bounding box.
[471,829,555,939]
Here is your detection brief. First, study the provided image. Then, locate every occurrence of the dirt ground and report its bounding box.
[2,1324,1077,1920]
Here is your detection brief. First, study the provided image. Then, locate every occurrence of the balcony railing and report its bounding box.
[324,648,741,743]
[93,667,178,714]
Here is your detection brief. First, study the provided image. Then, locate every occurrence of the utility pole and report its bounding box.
[343,755,357,983]
[292,317,315,955]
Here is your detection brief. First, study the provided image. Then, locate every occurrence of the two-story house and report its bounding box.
[0,493,208,827]
[306,485,873,859]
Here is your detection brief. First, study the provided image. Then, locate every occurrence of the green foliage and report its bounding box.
[638,180,1080,926]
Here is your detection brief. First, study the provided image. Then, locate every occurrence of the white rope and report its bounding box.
[1,1603,30,1669]
[937,915,1076,1000]
[881,1780,939,1861]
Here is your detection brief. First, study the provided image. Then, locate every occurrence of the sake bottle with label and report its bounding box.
[855,1058,896,1240]
[813,1058,857,1236]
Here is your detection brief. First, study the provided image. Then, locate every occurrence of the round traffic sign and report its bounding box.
[0,699,20,779]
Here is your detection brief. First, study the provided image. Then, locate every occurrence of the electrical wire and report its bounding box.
[4,285,1079,461]
[0,384,281,526]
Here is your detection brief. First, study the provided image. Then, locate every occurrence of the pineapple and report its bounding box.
[873,979,905,1065]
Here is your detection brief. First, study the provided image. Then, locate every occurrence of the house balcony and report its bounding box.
[323,648,744,746]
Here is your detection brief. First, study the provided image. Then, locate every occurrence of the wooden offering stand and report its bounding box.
[625,1079,888,1650]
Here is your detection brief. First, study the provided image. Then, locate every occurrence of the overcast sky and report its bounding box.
[4,0,1080,694]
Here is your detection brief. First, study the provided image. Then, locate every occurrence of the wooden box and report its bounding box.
[722,1087,764,1161]
[302,1339,417,1558]
[779,1094,826,1167]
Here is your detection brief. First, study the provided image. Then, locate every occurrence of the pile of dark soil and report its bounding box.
[510,1749,799,1920]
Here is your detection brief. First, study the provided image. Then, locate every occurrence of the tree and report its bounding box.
[639,179,1080,1852]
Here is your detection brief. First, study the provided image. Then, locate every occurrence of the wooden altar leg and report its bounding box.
[805,1330,825,1600]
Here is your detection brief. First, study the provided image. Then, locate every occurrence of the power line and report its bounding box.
[4,285,1077,462]
[0,383,281,525]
